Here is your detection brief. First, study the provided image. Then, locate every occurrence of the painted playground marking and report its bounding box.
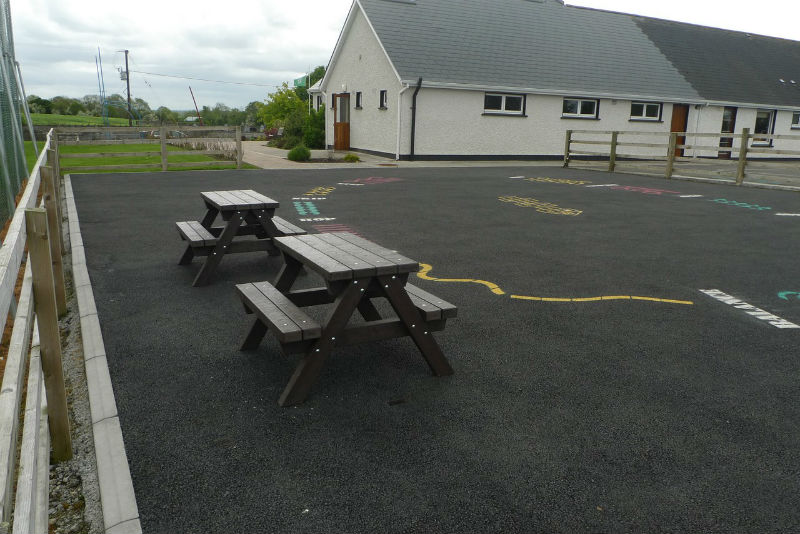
[708,199,771,210]
[700,289,800,329]
[292,197,327,200]
[775,213,800,217]
[293,201,320,216]
[300,217,336,222]
[417,264,694,305]
[498,196,582,216]
[524,177,592,185]
[610,185,682,196]
[778,291,800,301]
[305,186,336,196]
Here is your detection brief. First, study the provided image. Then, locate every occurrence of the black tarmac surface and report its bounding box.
[71,167,800,534]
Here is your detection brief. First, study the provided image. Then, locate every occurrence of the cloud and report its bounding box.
[12,0,352,108]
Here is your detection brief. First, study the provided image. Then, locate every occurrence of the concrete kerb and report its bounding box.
[63,175,142,534]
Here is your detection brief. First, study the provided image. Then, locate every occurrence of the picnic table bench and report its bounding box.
[176,190,306,286]
[235,232,457,406]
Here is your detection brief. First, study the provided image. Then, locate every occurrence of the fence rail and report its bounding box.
[56,126,243,173]
[564,128,800,184]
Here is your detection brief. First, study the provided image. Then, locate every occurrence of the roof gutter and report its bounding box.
[410,77,423,161]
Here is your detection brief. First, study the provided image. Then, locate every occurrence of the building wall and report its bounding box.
[323,7,402,155]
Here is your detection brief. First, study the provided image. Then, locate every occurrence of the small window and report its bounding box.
[355,92,362,109]
[483,93,525,115]
[791,112,800,129]
[562,98,599,119]
[630,101,662,121]
[379,90,388,109]
[753,109,775,145]
[316,95,323,110]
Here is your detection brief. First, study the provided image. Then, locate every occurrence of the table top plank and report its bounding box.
[300,234,378,276]
[333,233,419,273]
[315,233,398,275]
[241,189,279,207]
[274,236,354,281]
[201,190,279,211]
[200,191,230,209]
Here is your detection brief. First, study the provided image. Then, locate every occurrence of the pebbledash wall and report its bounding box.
[322,6,800,160]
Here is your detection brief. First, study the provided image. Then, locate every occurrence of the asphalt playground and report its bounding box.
[70,166,800,534]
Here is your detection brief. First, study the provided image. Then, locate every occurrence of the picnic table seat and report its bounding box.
[176,216,306,248]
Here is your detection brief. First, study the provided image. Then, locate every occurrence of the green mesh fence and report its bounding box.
[0,0,32,228]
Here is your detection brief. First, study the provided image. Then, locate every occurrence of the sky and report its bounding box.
[10,0,800,111]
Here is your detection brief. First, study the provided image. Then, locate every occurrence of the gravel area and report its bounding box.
[45,245,102,533]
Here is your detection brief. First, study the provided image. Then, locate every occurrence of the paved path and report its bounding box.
[244,142,800,190]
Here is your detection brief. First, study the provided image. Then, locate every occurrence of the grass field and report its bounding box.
[24,141,255,173]
[27,113,130,126]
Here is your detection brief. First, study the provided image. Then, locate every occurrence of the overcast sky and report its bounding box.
[11,0,799,111]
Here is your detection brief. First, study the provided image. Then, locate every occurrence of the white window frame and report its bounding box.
[562,98,599,119]
[379,90,388,109]
[753,109,775,146]
[483,93,525,116]
[791,111,800,129]
[630,101,662,121]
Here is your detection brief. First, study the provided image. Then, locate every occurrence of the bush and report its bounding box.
[343,153,360,163]
[303,108,326,149]
[287,145,311,162]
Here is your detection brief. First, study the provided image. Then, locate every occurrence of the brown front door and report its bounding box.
[333,94,350,150]
[670,104,690,157]
[718,106,737,159]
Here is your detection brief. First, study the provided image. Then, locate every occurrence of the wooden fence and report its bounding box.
[564,129,800,184]
[56,126,243,173]
[0,129,72,532]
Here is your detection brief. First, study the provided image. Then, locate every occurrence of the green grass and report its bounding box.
[25,141,255,174]
[27,113,130,126]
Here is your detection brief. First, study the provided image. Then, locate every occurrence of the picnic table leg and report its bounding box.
[378,275,454,376]
[200,206,219,228]
[274,254,304,293]
[192,213,243,287]
[279,281,364,406]
[250,208,282,255]
[240,318,268,350]
[357,299,382,321]
[178,246,195,265]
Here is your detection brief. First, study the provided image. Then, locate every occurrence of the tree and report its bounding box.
[294,65,326,102]
[258,83,306,128]
[27,95,52,114]
[156,106,177,125]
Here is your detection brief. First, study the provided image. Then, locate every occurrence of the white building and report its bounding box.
[317,0,800,160]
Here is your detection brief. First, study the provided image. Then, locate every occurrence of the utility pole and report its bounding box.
[124,49,132,126]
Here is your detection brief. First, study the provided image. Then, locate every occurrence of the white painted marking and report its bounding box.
[292,197,327,200]
[509,176,526,179]
[679,195,704,198]
[299,217,337,222]
[585,184,618,188]
[775,213,800,217]
[699,289,800,329]
[337,183,365,186]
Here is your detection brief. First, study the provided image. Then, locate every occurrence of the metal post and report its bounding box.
[608,131,618,172]
[665,132,678,179]
[736,128,750,185]
[160,127,168,171]
[235,126,242,169]
[563,130,572,168]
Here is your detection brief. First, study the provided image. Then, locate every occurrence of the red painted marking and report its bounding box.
[610,185,681,195]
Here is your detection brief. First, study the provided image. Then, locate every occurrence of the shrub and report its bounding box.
[343,153,360,163]
[303,108,326,149]
[287,145,311,162]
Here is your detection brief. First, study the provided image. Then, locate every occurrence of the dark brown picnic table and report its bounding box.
[235,232,457,406]
[176,189,305,286]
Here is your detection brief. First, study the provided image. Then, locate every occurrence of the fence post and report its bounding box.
[24,209,72,462]
[736,127,750,185]
[40,166,67,317]
[665,132,678,179]
[563,130,572,168]
[608,131,618,172]
[160,127,168,171]
[45,148,65,250]
[235,126,243,169]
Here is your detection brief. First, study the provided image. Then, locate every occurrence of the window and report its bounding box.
[753,109,775,145]
[316,95,323,110]
[630,101,662,121]
[379,90,388,109]
[792,112,800,129]
[562,98,599,119]
[483,93,525,115]
[355,92,362,109]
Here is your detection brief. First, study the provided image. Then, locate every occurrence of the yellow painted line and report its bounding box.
[417,263,506,295]
[418,264,693,305]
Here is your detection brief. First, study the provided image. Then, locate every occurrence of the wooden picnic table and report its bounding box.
[176,189,305,286]
[235,232,457,406]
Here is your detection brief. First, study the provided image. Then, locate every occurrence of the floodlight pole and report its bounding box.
[124,49,132,126]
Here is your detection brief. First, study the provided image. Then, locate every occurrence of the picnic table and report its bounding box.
[176,189,306,286]
[235,232,457,406]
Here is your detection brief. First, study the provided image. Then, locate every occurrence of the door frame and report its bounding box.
[670,104,690,157]
[333,93,350,151]
[718,106,737,159]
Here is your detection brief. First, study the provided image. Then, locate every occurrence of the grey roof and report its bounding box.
[356,0,800,107]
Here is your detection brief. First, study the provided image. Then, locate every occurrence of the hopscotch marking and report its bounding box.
[700,289,799,329]
[498,195,582,216]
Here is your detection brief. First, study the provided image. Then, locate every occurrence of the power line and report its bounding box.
[129,69,277,87]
